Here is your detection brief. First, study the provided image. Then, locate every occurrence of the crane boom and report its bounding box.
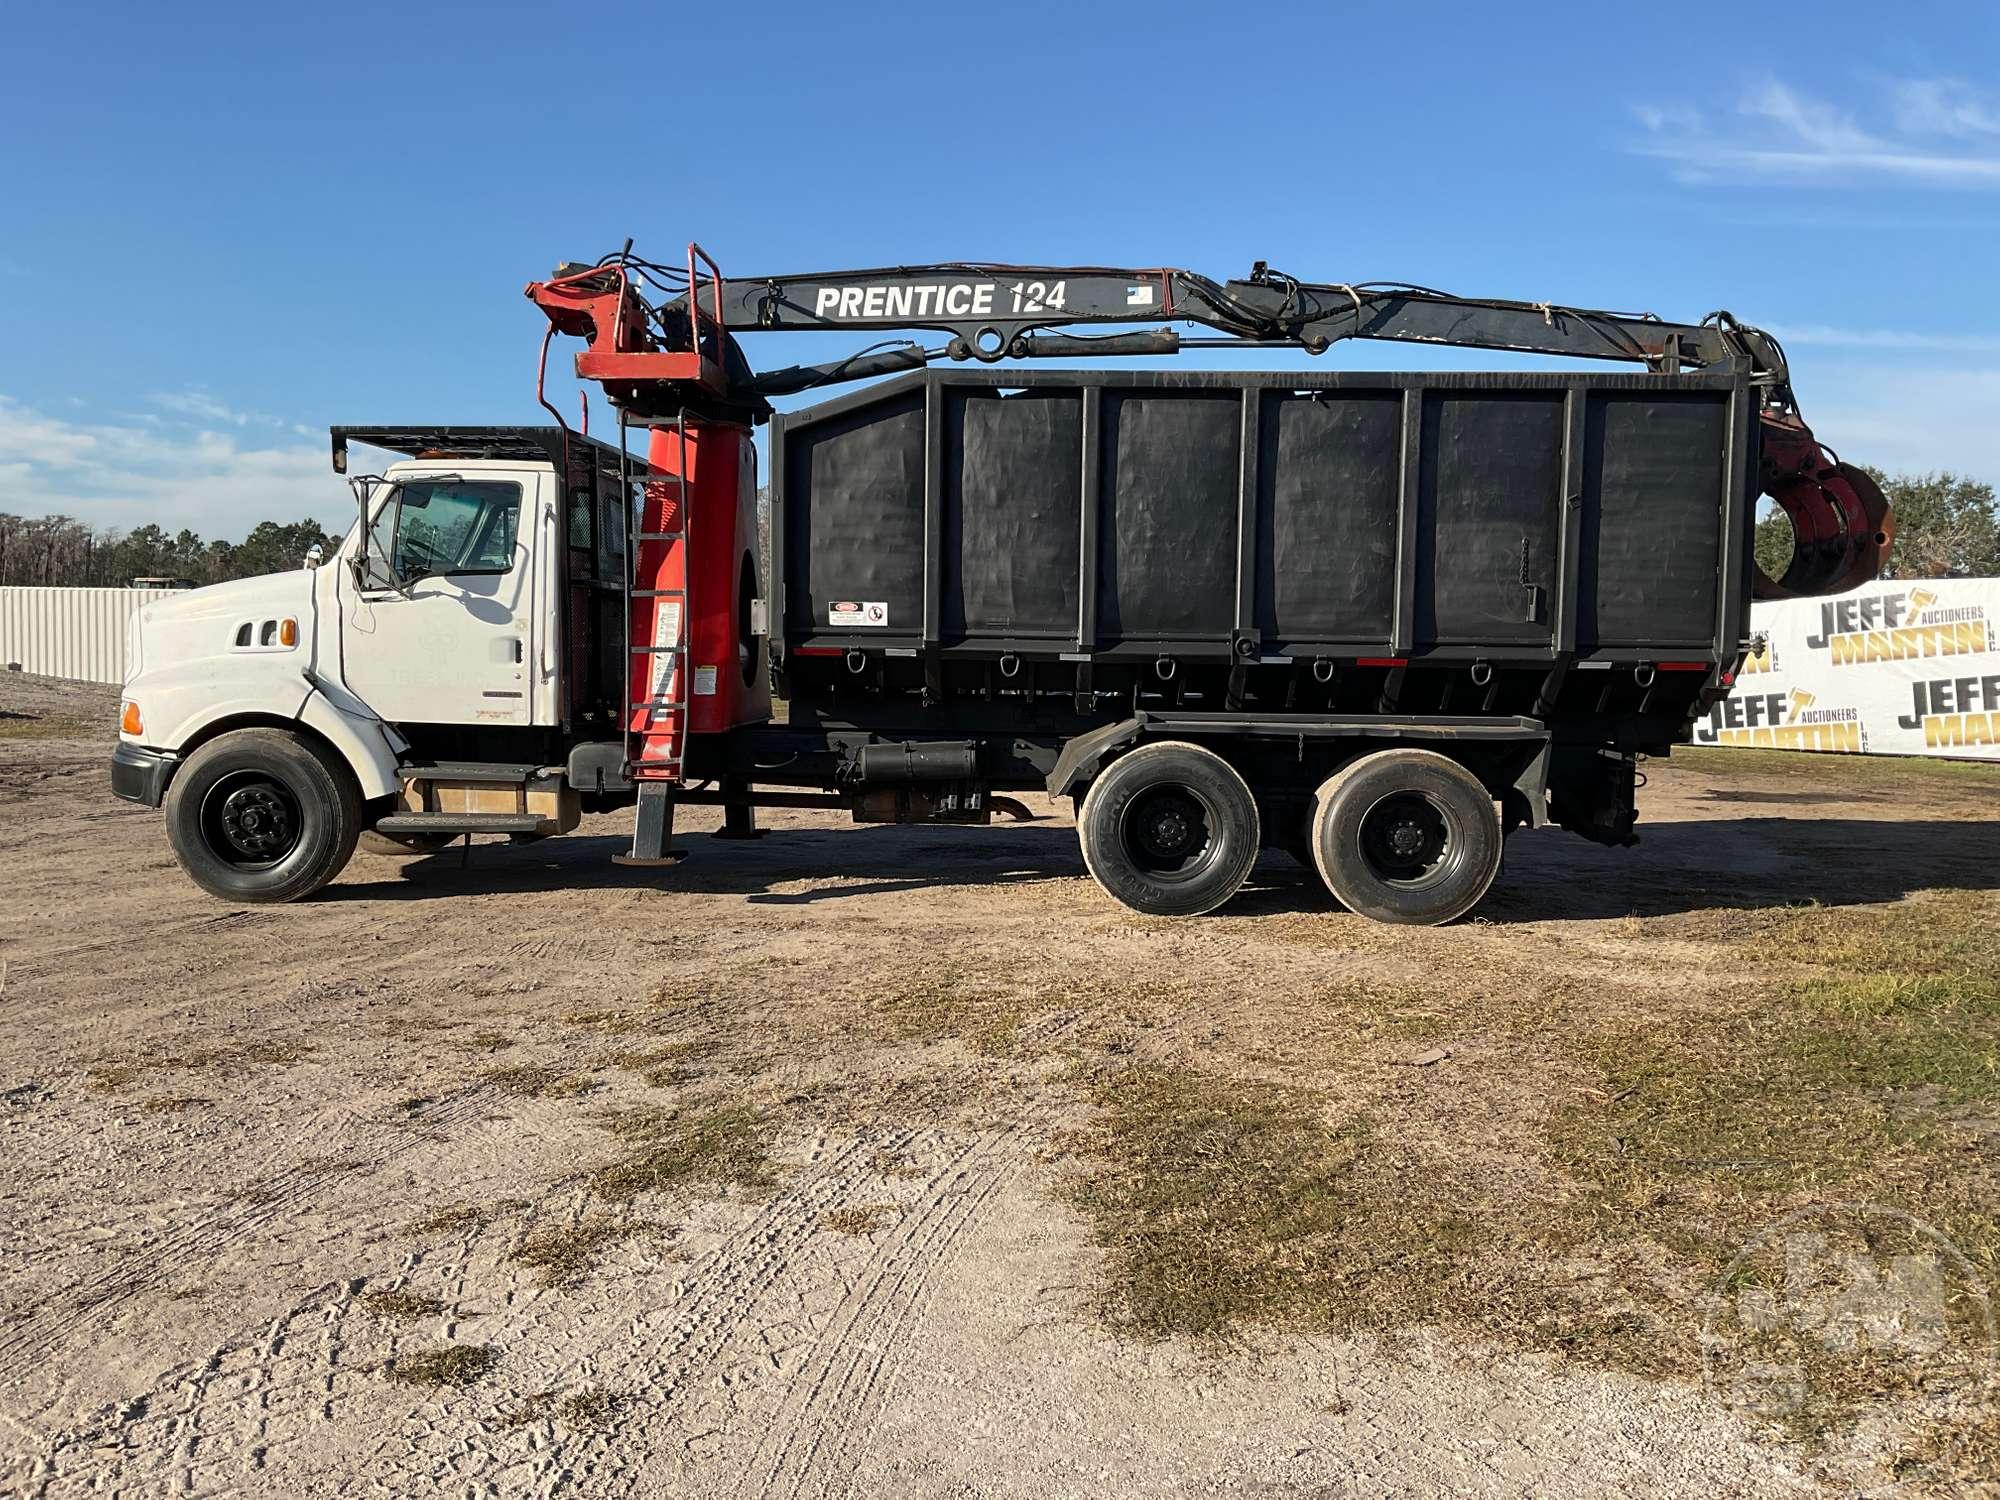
[526,241,1891,598]
[704,263,1786,389]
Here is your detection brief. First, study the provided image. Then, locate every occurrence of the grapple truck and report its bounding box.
[112,244,1892,923]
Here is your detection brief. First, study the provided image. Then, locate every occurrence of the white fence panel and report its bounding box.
[0,587,179,686]
[1696,577,2000,760]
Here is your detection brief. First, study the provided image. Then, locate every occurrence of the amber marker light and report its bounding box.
[120,701,143,736]
[279,618,298,647]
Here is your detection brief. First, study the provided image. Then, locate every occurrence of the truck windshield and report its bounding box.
[388,479,522,578]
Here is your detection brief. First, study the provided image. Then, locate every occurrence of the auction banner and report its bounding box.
[1694,577,2000,760]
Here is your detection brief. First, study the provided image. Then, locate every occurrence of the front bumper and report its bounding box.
[111,742,179,808]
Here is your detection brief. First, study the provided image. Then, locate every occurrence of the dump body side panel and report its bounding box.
[771,368,1747,674]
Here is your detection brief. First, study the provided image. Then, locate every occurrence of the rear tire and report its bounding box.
[1078,741,1260,917]
[1310,748,1502,925]
[165,728,362,903]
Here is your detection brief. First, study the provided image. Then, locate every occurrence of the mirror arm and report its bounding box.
[345,473,410,594]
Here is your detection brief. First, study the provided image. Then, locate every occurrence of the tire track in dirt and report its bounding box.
[15,1257,462,1498]
[350,1010,1086,1495]
[333,1125,902,1496]
[1,909,275,977]
[696,1013,1087,1498]
[537,1129,904,1496]
[741,1122,1036,1500]
[0,1086,488,1378]
[9,1189,511,1499]
[15,1278,357,1499]
[731,992,1254,1499]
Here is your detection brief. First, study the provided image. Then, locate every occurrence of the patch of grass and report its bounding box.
[557,1387,620,1428]
[1752,896,2000,1104]
[1759,893,2000,983]
[0,713,91,740]
[498,1385,623,1429]
[87,1039,312,1092]
[867,963,1033,1056]
[511,1215,651,1287]
[1062,885,2000,1473]
[1669,744,2000,790]
[608,1040,714,1087]
[822,1203,894,1236]
[1245,912,1397,953]
[482,1064,599,1099]
[1308,978,1485,1047]
[363,1288,444,1320]
[559,1008,658,1036]
[589,1103,774,1203]
[1893,1403,2000,1496]
[406,1204,486,1236]
[1064,1065,1367,1339]
[386,1343,496,1388]
[1540,897,2000,1441]
[866,966,1184,1060]
[458,1030,513,1053]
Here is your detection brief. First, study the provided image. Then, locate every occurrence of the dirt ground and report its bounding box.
[3,672,1997,1499]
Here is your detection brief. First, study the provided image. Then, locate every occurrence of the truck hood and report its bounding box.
[131,568,319,683]
[137,569,316,632]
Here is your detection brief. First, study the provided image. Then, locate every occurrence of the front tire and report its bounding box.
[165,728,362,903]
[1310,749,1502,925]
[1078,741,1260,917]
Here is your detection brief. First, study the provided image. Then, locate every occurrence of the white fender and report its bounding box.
[299,687,402,800]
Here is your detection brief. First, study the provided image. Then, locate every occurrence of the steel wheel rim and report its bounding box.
[200,769,303,868]
[1355,789,1464,890]
[1119,785,1220,886]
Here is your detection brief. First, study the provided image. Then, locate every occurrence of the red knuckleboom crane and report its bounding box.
[526,243,1894,855]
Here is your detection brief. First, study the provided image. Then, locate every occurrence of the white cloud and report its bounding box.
[1633,75,2000,186]
[1741,79,1879,156]
[0,395,351,540]
[147,389,288,429]
[1893,77,2000,140]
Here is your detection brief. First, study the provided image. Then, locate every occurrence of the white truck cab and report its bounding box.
[113,427,641,900]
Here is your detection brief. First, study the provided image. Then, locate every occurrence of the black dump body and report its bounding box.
[747,368,1754,842]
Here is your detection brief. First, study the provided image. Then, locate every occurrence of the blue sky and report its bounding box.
[2,1,1998,539]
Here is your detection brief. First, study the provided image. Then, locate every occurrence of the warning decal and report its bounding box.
[650,603,682,697]
[829,600,889,628]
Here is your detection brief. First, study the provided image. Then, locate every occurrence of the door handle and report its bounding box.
[513,638,524,664]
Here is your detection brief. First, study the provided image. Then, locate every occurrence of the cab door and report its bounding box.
[339,469,546,727]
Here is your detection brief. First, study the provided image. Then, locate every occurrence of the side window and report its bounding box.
[391,480,523,578]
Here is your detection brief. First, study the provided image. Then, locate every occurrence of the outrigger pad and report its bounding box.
[617,783,687,866]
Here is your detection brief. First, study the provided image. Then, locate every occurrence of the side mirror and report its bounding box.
[351,545,403,594]
[303,543,324,570]
[345,474,403,593]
